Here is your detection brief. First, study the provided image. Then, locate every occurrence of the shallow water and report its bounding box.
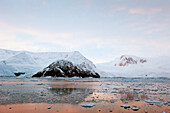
[0,77,169,113]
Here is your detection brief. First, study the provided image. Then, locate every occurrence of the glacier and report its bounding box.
[0,49,170,78]
[96,55,170,77]
[0,49,99,77]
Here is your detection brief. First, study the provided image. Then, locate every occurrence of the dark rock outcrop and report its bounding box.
[14,72,25,76]
[32,60,100,78]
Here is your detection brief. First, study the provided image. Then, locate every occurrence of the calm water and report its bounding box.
[0,77,169,113]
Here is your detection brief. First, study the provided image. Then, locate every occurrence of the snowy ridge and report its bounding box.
[96,55,170,77]
[0,49,98,77]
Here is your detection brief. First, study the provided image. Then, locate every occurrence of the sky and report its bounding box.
[0,0,169,63]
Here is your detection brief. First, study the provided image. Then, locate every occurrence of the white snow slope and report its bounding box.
[96,55,170,78]
[0,49,98,77]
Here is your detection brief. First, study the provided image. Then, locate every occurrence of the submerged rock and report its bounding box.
[32,60,100,78]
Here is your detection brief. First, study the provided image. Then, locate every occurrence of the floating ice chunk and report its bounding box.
[81,103,96,107]
[135,99,140,101]
[132,108,139,111]
[37,83,46,85]
[30,80,39,82]
[121,105,130,109]
[110,100,114,103]
[145,100,162,103]
[46,87,52,90]
[152,89,158,92]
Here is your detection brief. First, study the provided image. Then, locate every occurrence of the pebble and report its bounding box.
[48,107,51,109]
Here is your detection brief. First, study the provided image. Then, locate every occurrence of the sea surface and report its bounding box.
[0,77,169,113]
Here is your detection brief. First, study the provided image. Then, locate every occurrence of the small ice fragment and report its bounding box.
[81,103,96,107]
[37,83,45,85]
[152,89,158,92]
[145,100,162,103]
[135,99,140,101]
[75,101,79,104]
[132,108,139,111]
[30,80,39,82]
[110,100,114,103]
[121,105,130,109]
[46,87,52,90]
[164,102,168,105]
[150,103,153,105]
[125,101,128,103]
[89,91,93,94]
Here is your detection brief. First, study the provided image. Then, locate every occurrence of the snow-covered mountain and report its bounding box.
[32,59,100,78]
[0,49,98,77]
[96,55,170,77]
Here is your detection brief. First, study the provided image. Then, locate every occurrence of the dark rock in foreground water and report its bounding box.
[32,60,100,78]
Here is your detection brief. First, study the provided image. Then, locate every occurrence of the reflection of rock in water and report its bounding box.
[0,87,94,105]
[50,88,92,96]
[47,88,94,104]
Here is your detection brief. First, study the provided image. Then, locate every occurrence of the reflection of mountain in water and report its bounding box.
[47,88,94,104]
[50,88,93,96]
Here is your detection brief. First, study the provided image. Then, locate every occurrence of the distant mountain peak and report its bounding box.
[115,55,147,66]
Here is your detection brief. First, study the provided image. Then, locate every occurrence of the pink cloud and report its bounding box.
[129,7,162,15]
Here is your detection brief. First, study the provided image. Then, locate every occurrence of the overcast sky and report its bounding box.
[0,0,169,63]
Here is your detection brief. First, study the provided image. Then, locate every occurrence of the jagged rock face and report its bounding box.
[32,60,100,78]
[116,55,147,66]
